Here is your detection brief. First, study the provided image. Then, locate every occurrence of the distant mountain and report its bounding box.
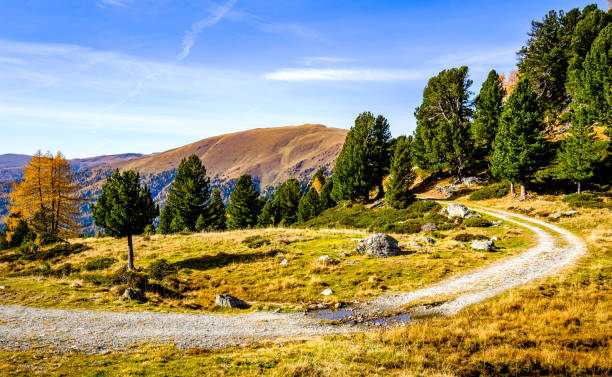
[0,124,348,233]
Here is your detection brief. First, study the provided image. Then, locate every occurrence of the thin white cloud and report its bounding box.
[98,0,130,7]
[177,0,237,61]
[264,68,431,82]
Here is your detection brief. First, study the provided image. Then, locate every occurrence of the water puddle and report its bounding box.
[309,308,411,326]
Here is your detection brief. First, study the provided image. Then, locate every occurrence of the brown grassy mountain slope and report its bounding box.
[114,124,347,189]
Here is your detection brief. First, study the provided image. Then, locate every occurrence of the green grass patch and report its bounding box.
[84,257,117,271]
[469,182,509,200]
[562,193,607,208]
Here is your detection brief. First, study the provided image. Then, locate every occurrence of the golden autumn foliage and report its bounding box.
[311,176,324,194]
[7,151,83,237]
[500,69,520,102]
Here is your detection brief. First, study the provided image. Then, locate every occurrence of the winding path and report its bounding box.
[0,206,587,353]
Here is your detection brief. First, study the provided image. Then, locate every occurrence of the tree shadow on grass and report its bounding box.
[172,249,279,271]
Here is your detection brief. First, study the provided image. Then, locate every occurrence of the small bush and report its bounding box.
[562,193,606,208]
[83,273,119,286]
[454,233,489,242]
[469,182,509,200]
[242,235,271,248]
[437,223,457,231]
[114,268,149,290]
[19,241,40,260]
[148,259,177,281]
[406,200,440,214]
[84,257,117,271]
[462,217,492,227]
[41,242,89,260]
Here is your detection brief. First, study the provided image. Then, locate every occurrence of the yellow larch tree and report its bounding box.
[7,151,83,238]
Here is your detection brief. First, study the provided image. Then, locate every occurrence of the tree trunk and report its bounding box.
[376,182,385,200]
[510,182,516,197]
[127,234,135,270]
[577,181,581,194]
[519,184,526,201]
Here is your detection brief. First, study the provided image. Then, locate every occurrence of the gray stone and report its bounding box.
[423,237,436,245]
[490,236,501,241]
[279,259,288,265]
[215,294,249,309]
[70,282,82,289]
[0,285,6,290]
[409,241,423,247]
[321,288,333,296]
[122,288,145,302]
[491,220,503,227]
[317,255,332,262]
[524,206,533,212]
[564,210,579,217]
[347,260,359,265]
[551,212,562,219]
[356,233,401,258]
[446,203,473,219]
[470,240,494,251]
[460,176,480,186]
[421,222,438,232]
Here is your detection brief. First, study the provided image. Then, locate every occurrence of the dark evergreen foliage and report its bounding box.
[207,188,227,231]
[226,174,260,229]
[257,199,276,227]
[385,136,416,209]
[319,180,336,211]
[472,69,505,157]
[298,187,321,222]
[273,178,302,225]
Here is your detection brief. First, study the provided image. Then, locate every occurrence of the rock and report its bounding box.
[356,233,401,258]
[490,236,500,241]
[70,282,82,289]
[423,237,436,245]
[446,203,473,219]
[334,302,343,309]
[215,294,249,309]
[524,206,533,212]
[491,220,503,227]
[460,176,480,186]
[347,260,359,265]
[321,288,333,296]
[122,288,146,302]
[470,240,494,251]
[551,212,562,219]
[318,255,332,262]
[564,210,579,217]
[279,259,288,265]
[0,286,5,290]
[339,252,349,257]
[420,222,438,232]
[409,241,423,247]
[273,308,281,313]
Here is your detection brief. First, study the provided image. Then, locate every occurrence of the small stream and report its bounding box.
[309,308,412,326]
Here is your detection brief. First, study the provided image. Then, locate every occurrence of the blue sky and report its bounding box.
[0,0,607,158]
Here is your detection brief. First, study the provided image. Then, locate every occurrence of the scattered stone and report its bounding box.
[70,282,82,289]
[446,203,474,219]
[321,288,333,296]
[334,302,343,309]
[350,239,363,242]
[356,233,401,258]
[215,294,248,309]
[490,236,501,241]
[420,222,438,232]
[339,252,349,257]
[122,288,146,302]
[0,286,6,290]
[524,206,533,212]
[279,259,288,265]
[423,237,436,245]
[491,220,503,227]
[551,212,562,219]
[347,260,359,265]
[317,255,333,263]
[564,210,579,217]
[409,241,423,247]
[459,176,480,186]
[470,240,494,251]
[273,308,281,313]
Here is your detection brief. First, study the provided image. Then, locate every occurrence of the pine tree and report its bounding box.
[207,188,226,231]
[91,169,158,270]
[412,66,473,177]
[472,69,505,157]
[257,199,276,227]
[319,180,335,211]
[226,175,260,230]
[170,216,187,233]
[157,205,173,234]
[555,108,601,193]
[332,112,391,201]
[298,187,321,222]
[385,136,416,209]
[491,78,544,200]
[311,169,326,194]
[162,154,210,231]
[273,178,302,225]
[195,214,206,232]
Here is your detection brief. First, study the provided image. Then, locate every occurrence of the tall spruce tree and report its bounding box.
[385,136,416,209]
[273,178,302,225]
[226,175,260,229]
[491,78,544,200]
[163,154,210,232]
[206,188,226,231]
[412,66,473,177]
[257,199,276,227]
[298,187,321,223]
[332,112,391,201]
[472,69,505,158]
[319,180,335,211]
[555,108,601,193]
[91,169,158,270]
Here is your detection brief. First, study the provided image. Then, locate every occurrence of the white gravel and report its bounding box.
[0,206,587,353]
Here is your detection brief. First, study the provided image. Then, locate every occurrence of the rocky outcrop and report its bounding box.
[356,234,401,258]
[215,294,249,309]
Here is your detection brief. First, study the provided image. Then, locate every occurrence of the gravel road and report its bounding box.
[0,206,587,353]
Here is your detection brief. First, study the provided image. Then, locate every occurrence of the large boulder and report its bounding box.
[470,240,494,251]
[215,294,249,309]
[445,203,475,219]
[356,233,401,258]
